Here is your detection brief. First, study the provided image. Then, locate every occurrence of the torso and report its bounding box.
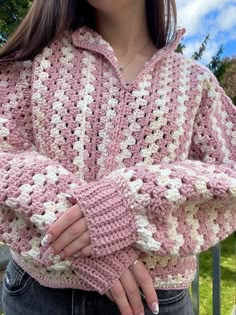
[30,28,204,184]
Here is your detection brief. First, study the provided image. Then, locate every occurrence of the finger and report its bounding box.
[120,269,144,315]
[109,280,133,315]
[131,261,159,314]
[62,231,91,257]
[80,245,92,257]
[42,204,83,245]
[50,218,88,255]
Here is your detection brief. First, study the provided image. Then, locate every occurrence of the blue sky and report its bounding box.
[176,0,236,64]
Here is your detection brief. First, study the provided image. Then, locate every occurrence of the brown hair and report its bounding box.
[0,0,177,61]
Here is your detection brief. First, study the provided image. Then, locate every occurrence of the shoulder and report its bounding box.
[168,53,233,108]
[170,52,213,76]
[166,52,220,89]
[33,30,75,65]
[0,32,73,89]
[0,59,32,90]
[0,29,76,90]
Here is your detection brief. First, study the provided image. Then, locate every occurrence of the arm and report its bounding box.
[0,60,138,294]
[64,68,236,258]
[0,60,86,241]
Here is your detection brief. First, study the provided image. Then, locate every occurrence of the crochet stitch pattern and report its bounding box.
[0,26,235,294]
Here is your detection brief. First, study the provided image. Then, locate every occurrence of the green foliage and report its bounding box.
[0,0,31,45]
[176,43,186,54]
[214,59,232,87]
[219,57,236,105]
[192,34,210,61]
[176,34,228,81]
[207,46,225,77]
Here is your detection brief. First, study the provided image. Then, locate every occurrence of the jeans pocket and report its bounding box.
[158,289,187,305]
[3,258,34,296]
[154,289,194,315]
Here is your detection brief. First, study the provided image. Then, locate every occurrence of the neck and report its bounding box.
[95,2,150,53]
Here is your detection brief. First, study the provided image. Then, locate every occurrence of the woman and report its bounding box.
[0,0,235,314]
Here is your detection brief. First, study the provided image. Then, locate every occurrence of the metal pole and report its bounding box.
[192,254,200,315]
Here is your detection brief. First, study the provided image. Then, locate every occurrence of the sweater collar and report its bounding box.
[71,26,186,87]
[72,26,185,59]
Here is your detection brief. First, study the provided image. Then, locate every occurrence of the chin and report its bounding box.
[86,0,137,13]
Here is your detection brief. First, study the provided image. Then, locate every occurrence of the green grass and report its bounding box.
[198,233,235,315]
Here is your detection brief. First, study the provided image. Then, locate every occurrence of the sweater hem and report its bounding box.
[11,251,194,291]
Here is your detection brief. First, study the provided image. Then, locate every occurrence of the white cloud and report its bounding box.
[216,5,236,31]
[176,0,236,63]
[176,0,234,35]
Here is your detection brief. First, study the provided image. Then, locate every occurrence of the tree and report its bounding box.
[176,43,186,54]
[207,45,225,77]
[0,0,31,46]
[192,34,210,61]
[219,57,236,105]
[190,35,236,105]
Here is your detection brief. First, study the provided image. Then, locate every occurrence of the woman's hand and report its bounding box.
[106,259,159,315]
[42,204,159,314]
[41,204,92,259]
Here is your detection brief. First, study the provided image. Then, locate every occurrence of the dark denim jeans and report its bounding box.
[2,258,194,315]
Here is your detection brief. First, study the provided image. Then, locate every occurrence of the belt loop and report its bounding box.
[71,289,75,315]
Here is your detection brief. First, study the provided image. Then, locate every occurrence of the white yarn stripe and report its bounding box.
[32,47,53,155]
[50,37,75,161]
[72,51,96,179]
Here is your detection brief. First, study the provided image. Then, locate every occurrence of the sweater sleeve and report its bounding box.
[0,60,86,238]
[0,60,138,294]
[70,69,236,258]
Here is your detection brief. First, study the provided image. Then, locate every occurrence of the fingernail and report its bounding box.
[74,252,82,258]
[63,193,77,205]
[59,251,65,259]
[151,302,159,314]
[41,234,53,246]
[42,247,55,259]
[54,255,61,263]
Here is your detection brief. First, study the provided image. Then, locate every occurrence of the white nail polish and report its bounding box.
[63,193,77,204]
[152,302,159,314]
[63,193,73,198]
[54,255,61,262]
[41,234,52,246]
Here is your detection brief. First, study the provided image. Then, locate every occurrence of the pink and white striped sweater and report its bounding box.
[0,26,236,294]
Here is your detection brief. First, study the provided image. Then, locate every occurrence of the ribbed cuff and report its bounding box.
[71,246,139,294]
[68,178,137,257]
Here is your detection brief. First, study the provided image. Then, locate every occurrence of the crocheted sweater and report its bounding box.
[0,26,236,294]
